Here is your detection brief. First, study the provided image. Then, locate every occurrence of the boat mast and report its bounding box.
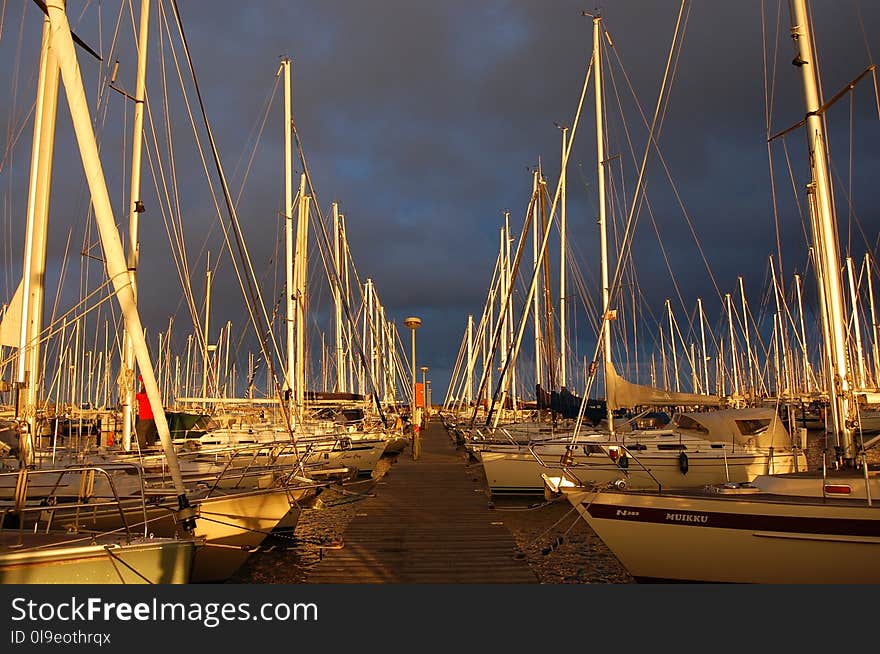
[794,272,814,394]
[498,227,508,408]
[45,0,192,518]
[531,170,542,392]
[866,253,880,387]
[698,297,710,394]
[281,57,296,401]
[294,173,309,413]
[738,276,756,397]
[201,252,212,403]
[725,293,740,400]
[790,0,856,464]
[593,15,614,435]
[466,313,474,407]
[505,212,517,414]
[845,256,867,388]
[333,201,345,392]
[15,13,60,463]
[558,125,568,389]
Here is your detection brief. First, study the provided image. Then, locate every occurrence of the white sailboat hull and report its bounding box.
[480,442,806,494]
[556,485,880,583]
[0,535,197,584]
[52,486,303,583]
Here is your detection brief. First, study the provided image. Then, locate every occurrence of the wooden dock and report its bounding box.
[305,420,539,583]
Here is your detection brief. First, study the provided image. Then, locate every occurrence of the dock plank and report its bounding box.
[305,421,538,583]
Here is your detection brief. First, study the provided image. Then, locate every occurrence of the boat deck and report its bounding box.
[305,420,538,583]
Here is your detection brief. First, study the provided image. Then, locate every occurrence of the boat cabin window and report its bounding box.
[657,443,687,450]
[734,419,770,436]
[583,444,605,454]
[672,414,708,434]
[625,443,648,451]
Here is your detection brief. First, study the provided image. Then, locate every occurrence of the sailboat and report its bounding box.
[543,0,880,583]
[0,2,203,584]
[1,2,326,584]
[471,13,806,495]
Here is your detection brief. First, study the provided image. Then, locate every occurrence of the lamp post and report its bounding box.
[404,316,421,459]
[420,366,429,428]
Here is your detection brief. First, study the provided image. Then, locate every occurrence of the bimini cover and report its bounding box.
[672,407,791,448]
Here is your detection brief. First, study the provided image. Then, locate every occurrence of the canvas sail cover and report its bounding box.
[0,280,24,348]
[605,360,723,411]
[536,383,607,425]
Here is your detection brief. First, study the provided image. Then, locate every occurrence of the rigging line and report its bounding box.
[289,123,389,427]
[477,183,540,428]
[153,0,231,353]
[150,1,202,334]
[606,8,724,309]
[232,72,281,205]
[779,137,812,250]
[142,117,203,346]
[465,250,503,408]
[4,3,28,177]
[759,4,786,335]
[167,0,295,437]
[160,2,287,391]
[0,99,34,176]
[94,0,124,111]
[570,0,694,439]
[827,144,878,265]
[1,274,125,371]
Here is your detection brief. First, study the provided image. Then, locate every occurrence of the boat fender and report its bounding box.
[618,452,629,469]
[678,451,689,474]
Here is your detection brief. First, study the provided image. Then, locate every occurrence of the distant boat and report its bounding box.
[478,406,806,495]
[469,14,805,496]
[544,0,880,584]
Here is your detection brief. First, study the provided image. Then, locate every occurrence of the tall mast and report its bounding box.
[45,0,191,512]
[466,313,474,406]
[498,227,508,405]
[505,212,517,413]
[558,125,568,388]
[294,173,309,412]
[340,213,354,393]
[726,293,740,399]
[845,256,866,388]
[698,297,710,395]
[866,253,880,387]
[15,13,60,463]
[201,252,212,403]
[739,276,756,397]
[333,201,345,392]
[121,0,151,450]
[594,15,614,434]
[794,273,814,393]
[666,299,680,392]
[531,170,542,391]
[769,255,790,396]
[790,0,855,463]
[281,57,295,399]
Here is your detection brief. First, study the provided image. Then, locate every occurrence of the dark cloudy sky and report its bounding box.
[2,1,879,402]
